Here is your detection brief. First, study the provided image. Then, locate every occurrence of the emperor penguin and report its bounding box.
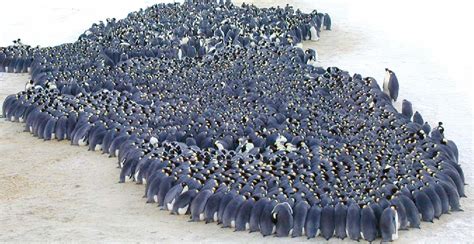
[360,205,377,242]
[380,205,399,242]
[402,99,414,120]
[383,68,399,102]
[291,201,310,237]
[305,204,322,239]
[190,189,213,221]
[271,202,294,237]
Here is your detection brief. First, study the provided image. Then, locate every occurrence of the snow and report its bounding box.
[0,0,473,242]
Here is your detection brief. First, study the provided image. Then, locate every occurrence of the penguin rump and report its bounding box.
[1,0,465,242]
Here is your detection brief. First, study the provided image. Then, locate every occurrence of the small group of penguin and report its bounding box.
[383,68,432,137]
[1,0,466,243]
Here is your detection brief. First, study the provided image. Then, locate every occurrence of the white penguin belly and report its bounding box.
[309,26,319,41]
[392,232,399,240]
[178,205,188,215]
[78,138,87,146]
[95,144,102,151]
[134,170,140,181]
[383,72,390,94]
[169,198,176,209]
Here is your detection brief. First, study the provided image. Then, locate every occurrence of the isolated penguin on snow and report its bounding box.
[383,68,399,102]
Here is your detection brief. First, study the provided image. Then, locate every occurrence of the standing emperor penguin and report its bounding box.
[309,20,320,41]
[380,205,399,242]
[271,202,294,237]
[402,99,414,120]
[383,68,399,102]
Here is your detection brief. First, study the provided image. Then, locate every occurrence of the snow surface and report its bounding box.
[0,0,473,242]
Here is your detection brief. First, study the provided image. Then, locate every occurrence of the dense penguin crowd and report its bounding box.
[0,0,465,242]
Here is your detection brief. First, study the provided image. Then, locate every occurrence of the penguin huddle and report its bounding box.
[1,0,465,242]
